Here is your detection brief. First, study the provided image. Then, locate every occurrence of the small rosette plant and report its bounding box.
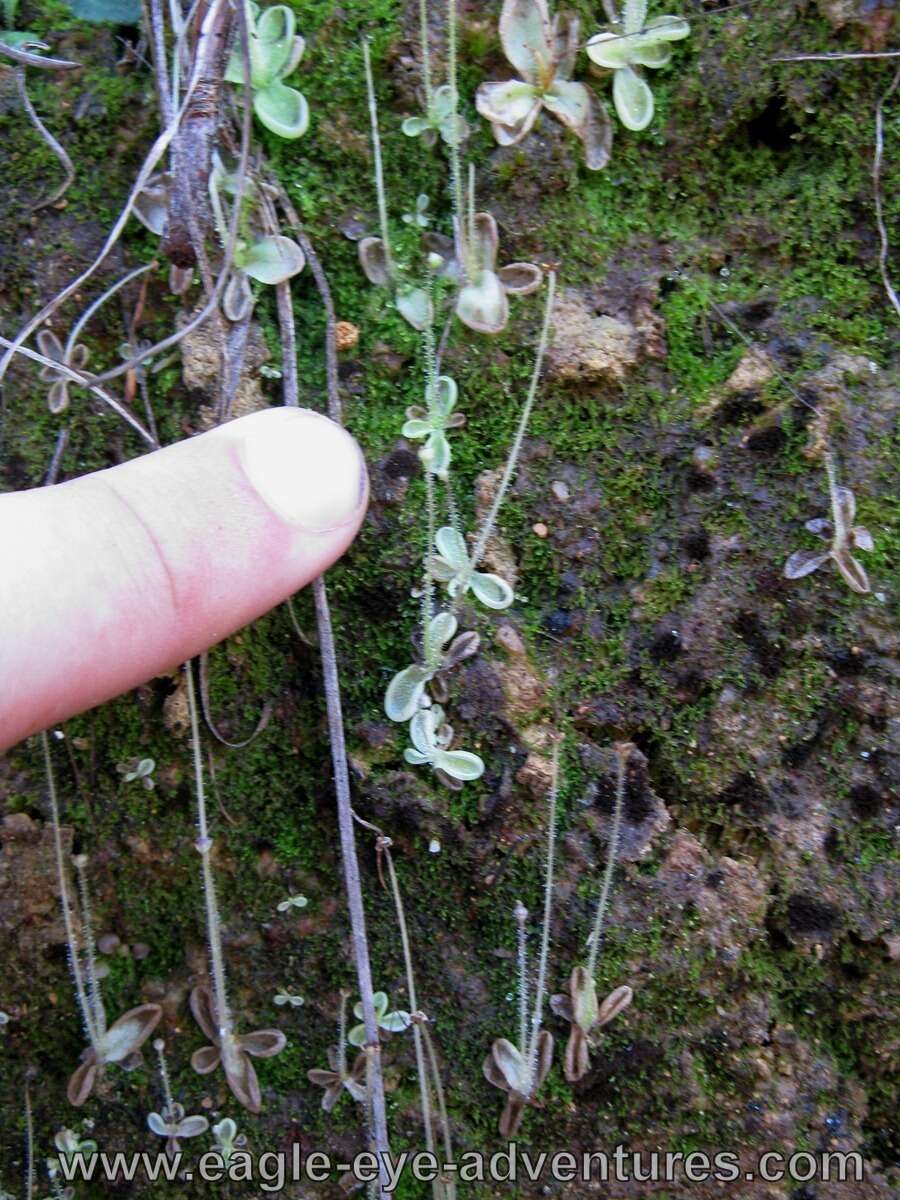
[224,234,306,320]
[68,1005,163,1106]
[347,992,412,1046]
[147,1103,209,1159]
[550,970,633,1082]
[384,610,479,723]
[784,475,873,595]
[426,212,542,335]
[483,1030,554,1138]
[209,158,305,321]
[432,526,514,609]
[586,0,689,131]
[476,0,613,170]
[402,85,468,147]
[225,3,309,139]
[402,374,465,479]
[404,704,484,789]
[37,328,89,415]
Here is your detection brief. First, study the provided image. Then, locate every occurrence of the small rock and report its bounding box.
[495,658,546,720]
[335,321,359,351]
[495,623,526,656]
[182,319,271,428]
[163,674,190,736]
[474,467,519,586]
[2,812,37,840]
[725,349,775,393]
[547,290,639,383]
[550,480,570,502]
[516,752,555,797]
[532,522,548,538]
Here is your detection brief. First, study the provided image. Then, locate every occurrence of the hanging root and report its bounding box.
[198,649,273,749]
[14,67,75,211]
[873,65,900,321]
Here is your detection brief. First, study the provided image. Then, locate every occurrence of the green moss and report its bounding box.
[638,565,697,619]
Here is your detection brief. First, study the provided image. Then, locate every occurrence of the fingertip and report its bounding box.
[226,407,368,534]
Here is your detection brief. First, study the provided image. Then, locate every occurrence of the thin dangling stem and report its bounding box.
[444,474,462,536]
[467,162,476,253]
[420,1021,455,1174]
[452,272,556,611]
[336,989,350,1078]
[155,1038,175,1115]
[423,469,437,654]
[422,282,439,418]
[41,732,101,1054]
[586,743,628,980]
[24,1078,34,1200]
[515,901,529,1060]
[73,855,106,1039]
[272,181,342,425]
[525,741,559,1082]
[147,0,174,126]
[420,277,439,656]
[184,661,232,1039]
[418,0,433,106]
[14,67,75,211]
[447,0,466,277]
[362,38,395,279]
[313,577,393,1198]
[823,450,844,540]
[873,65,900,321]
[380,841,438,1179]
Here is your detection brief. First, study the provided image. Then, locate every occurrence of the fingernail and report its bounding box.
[239,409,367,531]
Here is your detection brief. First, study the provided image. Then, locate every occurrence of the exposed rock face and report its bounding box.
[474,466,520,588]
[547,290,640,383]
[580,742,672,862]
[725,348,776,393]
[0,815,70,959]
[181,318,271,427]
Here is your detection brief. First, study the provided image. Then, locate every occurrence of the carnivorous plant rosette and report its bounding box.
[482,1030,554,1137]
[384,610,479,723]
[225,3,309,139]
[347,991,412,1045]
[37,328,89,415]
[402,84,469,147]
[402,374,465,478]
[147,1102,209,1159]
[431,525,515,609]
[550,970,633,1081]
[404,704,485,789]
[476,0,613,171]
[208,156,306,321]
[68,1004,163,1106]
[307,1045,368,1112]
[784,464,873,594]
[466,214,542,334]
[189,985,286,1113]
[425,212,543,334]
[586,0,690,131]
